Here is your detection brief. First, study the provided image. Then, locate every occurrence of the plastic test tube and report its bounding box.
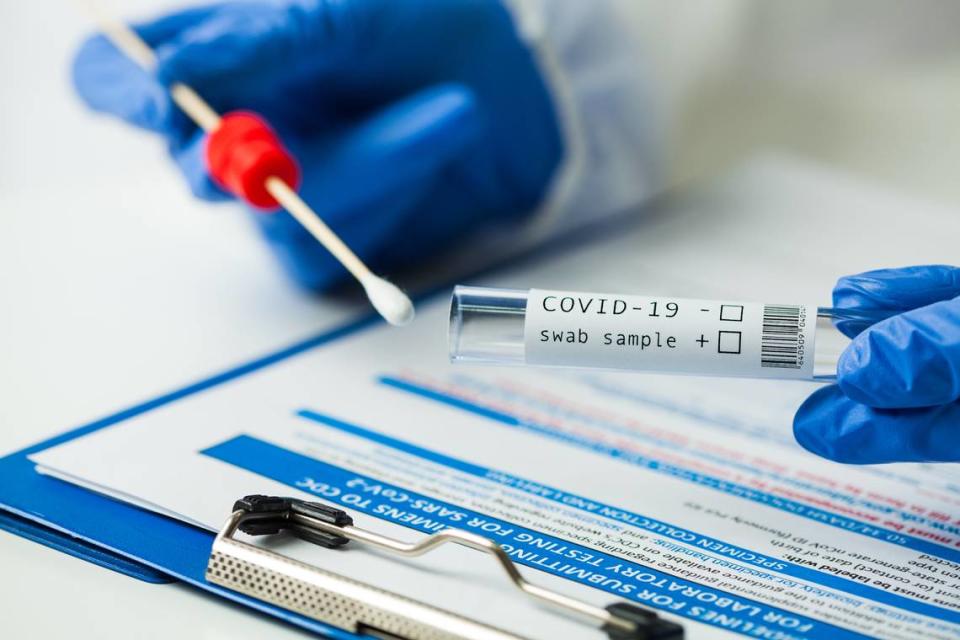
[449,286,889,381]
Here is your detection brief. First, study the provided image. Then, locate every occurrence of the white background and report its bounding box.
[3,0,960,637]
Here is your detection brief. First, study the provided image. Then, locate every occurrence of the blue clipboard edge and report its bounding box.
[0,509,171,584]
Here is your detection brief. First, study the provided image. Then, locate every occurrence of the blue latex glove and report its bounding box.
[794,265,960,463]
[72,0,563,291]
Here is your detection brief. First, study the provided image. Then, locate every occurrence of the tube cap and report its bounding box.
[205,111,300,210]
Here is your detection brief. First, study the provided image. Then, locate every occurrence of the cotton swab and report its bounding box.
[82,3,415,326]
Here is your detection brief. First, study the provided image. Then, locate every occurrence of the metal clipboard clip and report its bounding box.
[206,495,684,640]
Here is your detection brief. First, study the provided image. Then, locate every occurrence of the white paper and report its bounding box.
[31,162,960,640]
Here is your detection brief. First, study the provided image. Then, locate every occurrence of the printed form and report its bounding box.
[31,162,960,639]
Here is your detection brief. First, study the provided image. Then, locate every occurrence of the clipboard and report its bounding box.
[0,309,682,640]
[0,316,379,638]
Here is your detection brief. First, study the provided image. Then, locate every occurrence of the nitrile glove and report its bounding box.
[794,265,960,463]
[72,0,563,291]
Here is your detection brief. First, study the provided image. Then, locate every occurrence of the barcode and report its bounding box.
[761,305,803,369]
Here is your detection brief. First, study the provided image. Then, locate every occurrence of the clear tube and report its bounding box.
[449,286,889,381]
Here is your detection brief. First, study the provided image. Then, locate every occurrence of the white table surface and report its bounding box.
[3,1,960,637]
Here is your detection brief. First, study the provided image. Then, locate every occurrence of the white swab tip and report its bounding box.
[362,276,415,326]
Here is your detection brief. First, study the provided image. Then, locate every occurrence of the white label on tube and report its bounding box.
[524,289,817,379]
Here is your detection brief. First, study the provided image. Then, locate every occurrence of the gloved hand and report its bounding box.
[72,0,563,291]
[794,265,960,463]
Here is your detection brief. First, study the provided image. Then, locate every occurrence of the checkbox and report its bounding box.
[718,331,742,354]
[720,304,744,322]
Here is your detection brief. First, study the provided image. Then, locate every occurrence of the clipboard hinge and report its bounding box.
[207,495,684,640]
[232,495,352,548]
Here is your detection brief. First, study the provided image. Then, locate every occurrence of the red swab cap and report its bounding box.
[204,111,300,210]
